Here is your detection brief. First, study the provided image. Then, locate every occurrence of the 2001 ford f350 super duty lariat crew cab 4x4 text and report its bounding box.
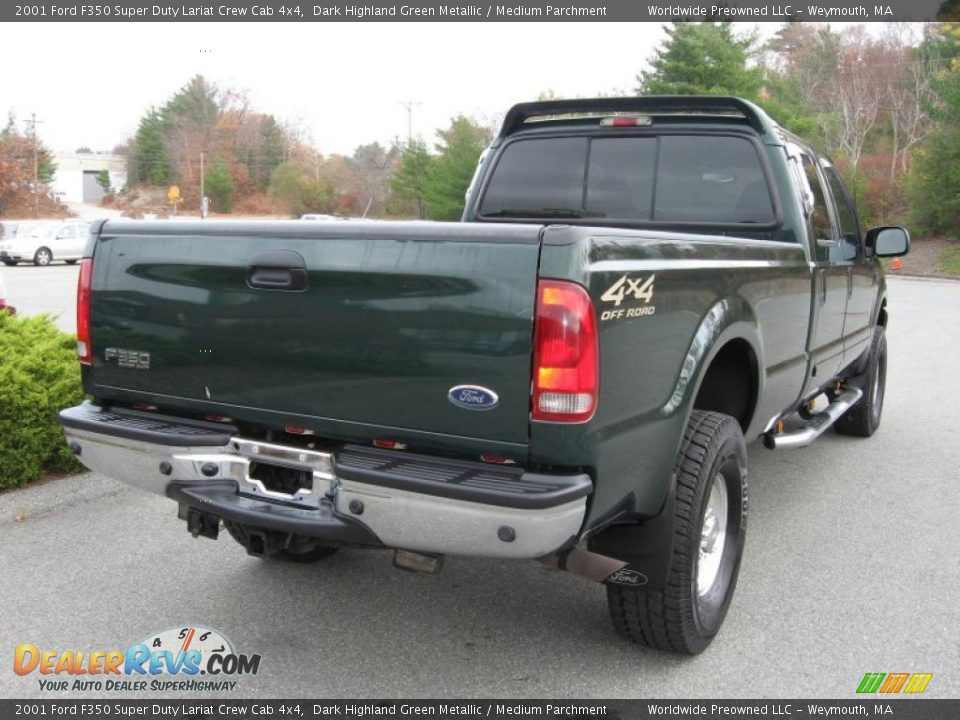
[60,97,910,654]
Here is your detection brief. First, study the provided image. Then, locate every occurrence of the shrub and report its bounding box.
[0,313,84,489]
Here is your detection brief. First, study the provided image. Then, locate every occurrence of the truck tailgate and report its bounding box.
[88,220,543,448]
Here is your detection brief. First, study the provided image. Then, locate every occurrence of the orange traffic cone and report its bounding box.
[891,257,903,271]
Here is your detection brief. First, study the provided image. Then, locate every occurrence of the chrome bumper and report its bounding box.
[61,406,590,559]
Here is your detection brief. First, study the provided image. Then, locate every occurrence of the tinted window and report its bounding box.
[479,137,587,217]
[655,136,773,223]
[479,134,773,225]
[585,138,656,219]
[824,166,860,245]
[800,154,833,244]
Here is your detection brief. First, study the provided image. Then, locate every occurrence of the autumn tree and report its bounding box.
[0,116,57,216]
[351,142,398,217]
[268,159,336,217]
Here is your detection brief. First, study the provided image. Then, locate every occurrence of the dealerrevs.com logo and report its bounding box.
[14,626,261,692]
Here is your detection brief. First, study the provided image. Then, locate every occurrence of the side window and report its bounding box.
[823,166,861,259]
[58,225,76,240]
[799,154,838,261]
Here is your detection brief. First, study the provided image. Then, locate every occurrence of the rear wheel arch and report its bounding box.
[692,337,760,433]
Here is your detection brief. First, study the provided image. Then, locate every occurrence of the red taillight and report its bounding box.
[532,279,598,423]
[76,259,93,364]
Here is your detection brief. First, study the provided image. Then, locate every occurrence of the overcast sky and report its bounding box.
[5,22,847,157]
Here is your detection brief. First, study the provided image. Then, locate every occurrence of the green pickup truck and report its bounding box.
[60,97,909,654]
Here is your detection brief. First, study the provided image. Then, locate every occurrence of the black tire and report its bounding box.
[835,326,886,438]
[33,247,52,266]
[65,259,78,265]
[2,260,17,267]
[223,520,339,563]
[606,410,748,655]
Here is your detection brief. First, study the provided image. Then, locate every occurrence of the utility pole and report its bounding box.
[28,113,42,218]
[200,151,205,205]
[399,101,421,145]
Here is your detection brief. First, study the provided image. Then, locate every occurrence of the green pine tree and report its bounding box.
[423,116,490,221]
[637,22,763,98]
[390,138,432,219]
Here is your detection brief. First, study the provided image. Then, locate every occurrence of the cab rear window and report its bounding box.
[478,134,775,225]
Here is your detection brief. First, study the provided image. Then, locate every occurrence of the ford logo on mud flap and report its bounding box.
[448,385,499,411]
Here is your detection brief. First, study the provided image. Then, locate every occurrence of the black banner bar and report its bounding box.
[2,0,955,22]
[1,700,960,720]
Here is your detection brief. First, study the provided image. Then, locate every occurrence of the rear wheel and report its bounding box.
[33,247,52,266]
[606,410,748,654]
[835,326,886,438]
[65,259,78,265]
[223,520,339,563]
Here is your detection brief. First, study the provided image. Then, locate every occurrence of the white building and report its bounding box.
[50,153,127,204]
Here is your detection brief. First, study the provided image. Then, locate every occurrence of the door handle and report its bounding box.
[246,250,308,291]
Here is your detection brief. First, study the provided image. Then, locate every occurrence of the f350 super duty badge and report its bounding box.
[104,347,151,370]
[599,273,656,322]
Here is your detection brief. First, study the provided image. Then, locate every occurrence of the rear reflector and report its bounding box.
[205,414,234,423]
[532,279,598,423]
[76,259,93,364]
[480,454,515,465]
[373,438,407,450]
[285,425,315,436]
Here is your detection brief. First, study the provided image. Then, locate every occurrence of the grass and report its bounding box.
[939,243,960,277]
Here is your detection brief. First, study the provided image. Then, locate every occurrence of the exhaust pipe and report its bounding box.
[540,546,649,587]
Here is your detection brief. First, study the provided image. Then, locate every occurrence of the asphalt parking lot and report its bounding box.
[0,272,958,699]
[2,263,80,334]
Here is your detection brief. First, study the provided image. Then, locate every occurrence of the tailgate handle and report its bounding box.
[247,250,307,291]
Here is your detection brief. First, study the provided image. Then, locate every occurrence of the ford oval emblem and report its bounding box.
[447,385,499,411]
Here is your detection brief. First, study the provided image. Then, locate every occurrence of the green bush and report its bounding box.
[0,313,84,489]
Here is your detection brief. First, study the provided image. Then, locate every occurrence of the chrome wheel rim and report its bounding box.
[697,473,729,597]
[37,250,50,265]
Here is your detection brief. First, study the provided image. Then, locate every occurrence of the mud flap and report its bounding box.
[586,478,676,590]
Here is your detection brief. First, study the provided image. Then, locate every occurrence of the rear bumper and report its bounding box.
[0,251,23,261]
[60,402,591,559]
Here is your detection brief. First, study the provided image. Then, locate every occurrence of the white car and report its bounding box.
[0,220,90,266]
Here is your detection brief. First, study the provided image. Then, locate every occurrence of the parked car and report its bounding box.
[0,271,14,314]
[0,220,24,241]
[300,213,342,221]
[59,97,909,654]
[0,219,90,266]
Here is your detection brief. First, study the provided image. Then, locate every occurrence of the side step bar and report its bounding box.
[763,387,863,450]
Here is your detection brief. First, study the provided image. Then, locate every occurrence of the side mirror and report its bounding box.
[865,226,910,258]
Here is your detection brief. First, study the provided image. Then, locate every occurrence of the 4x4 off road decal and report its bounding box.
[600,273,656,321]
